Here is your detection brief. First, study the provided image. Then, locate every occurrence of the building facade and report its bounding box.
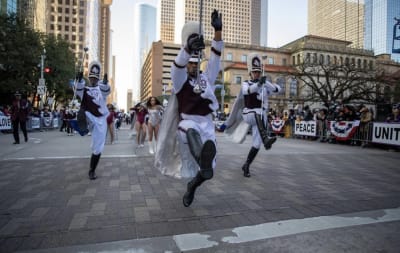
[364,0,400,62]
[159,0,267,46]
[141,34,400,113]
[0,0,17,15]
[308,0,364,48]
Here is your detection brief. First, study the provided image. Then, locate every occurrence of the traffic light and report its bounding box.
[44,67,51,73]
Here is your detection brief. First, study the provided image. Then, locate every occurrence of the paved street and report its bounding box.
[0,125,399,252]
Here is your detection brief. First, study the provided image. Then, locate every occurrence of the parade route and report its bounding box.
[0,126,399,252]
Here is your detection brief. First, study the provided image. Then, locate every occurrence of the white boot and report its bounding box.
[153,140,157,154]
[149,141,154,154]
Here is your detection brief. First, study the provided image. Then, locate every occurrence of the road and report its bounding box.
[0,125,399,252]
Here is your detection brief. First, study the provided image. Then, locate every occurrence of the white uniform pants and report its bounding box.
[242,108,267,149]
[177,114,216,170]
[86,112,107,155]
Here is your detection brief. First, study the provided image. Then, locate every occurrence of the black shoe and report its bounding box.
[264,136,277,150]
[13,141,20,144]
[242,163,250,177]
[88,171,97,180]
[199,140,215,179]
[183,182,195,207]
[24,137,28,142]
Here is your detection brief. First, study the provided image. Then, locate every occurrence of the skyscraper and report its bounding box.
[364,0,400,62]
[132,2,157,101]
[308,0,364,48]
[159,0,267,46]
[47,0,89,65]
[0,0,17,15]
[100,0,112,75]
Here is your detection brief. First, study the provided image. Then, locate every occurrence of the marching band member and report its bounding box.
[225,53,281,177]
[75,61,111,180]
[155,9,223,207]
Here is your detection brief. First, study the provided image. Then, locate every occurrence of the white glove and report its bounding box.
[201,85,218,111]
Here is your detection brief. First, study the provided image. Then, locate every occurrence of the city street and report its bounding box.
[0,126,399,252]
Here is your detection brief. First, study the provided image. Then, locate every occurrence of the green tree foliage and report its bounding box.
[42,34,75,107]
[0,14,76,107]
[0,14,41,94]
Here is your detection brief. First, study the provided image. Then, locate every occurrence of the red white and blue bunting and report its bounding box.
[271,120,285,133]
[330,120,360,140]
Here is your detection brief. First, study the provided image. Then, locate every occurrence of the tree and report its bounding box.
[41,34,75,107]
[0,14,42,94]
[293,59,378,109]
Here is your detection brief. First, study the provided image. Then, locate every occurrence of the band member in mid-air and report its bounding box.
[155,9,223,207]
[76,61,111,180]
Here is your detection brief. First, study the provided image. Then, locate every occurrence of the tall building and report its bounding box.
[47,0,112,75]
[0,0,17,15]
[308,0,364,48]
[159,0,267,46]
[364,0,400,62]
[47,0,89,68]
[100,0,112,75]
[133,2,157,101]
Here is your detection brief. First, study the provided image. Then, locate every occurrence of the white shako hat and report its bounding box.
[88,61,101,79]
[181,21,202,46]
[189,54,201,63]
[247,53,262,73]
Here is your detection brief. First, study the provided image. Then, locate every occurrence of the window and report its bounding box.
[297,54,300,65]
[306,53,311,63]
[226,53,233,61]
[357,59,361,69]
[282,58,287,66]
[313,53,318,64]
[276,76,286,95]
[241,54,247,62]
[235,76,242,84]
[268,57,274,65]
[289,78,297,97]
[340,56,343,65]
[292,56,295,65]
[369,60,373,70]
[333,56,337,65]
[363,59,368,69]
[345,57,349,66]
[319,54,324,64]
[327,55,331,65]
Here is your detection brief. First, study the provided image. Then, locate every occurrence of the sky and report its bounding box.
[110,0,308,110]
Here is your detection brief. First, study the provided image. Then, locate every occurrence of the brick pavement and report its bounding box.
[0,128,399,252]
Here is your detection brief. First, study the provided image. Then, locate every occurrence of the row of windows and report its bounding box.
[49,24,84,33]
[50,16,84,24]
[53,32,83,42]
[51,0,84,6]
[293,53,374,70]
[50,7,84,15]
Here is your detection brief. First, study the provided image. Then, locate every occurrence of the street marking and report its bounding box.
[221,207,400,244]
[173,233,218,251]
[172,207,400,251]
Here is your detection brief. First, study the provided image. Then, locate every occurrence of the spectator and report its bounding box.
[317,108,328,142]
[359,105,373,147]
[10,91,30,144]
[386,103,400,123]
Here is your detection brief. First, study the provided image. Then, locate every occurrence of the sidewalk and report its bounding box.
[0,126,399,252]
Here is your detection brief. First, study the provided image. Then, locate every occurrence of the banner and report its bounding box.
[0,116,12,130]
[330,121,360,140]
[372,122,400,146]
[295,120,317,136]
[31,117,40,129]
[271,120,285,133]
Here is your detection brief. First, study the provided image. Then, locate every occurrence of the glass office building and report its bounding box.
[364,0,400,62]
[0,0,17,15]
